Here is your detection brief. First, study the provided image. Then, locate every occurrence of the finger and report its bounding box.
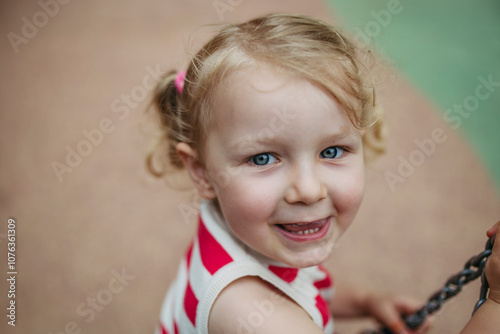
[485,221,500,304]
[388,320,406,334]
[394,298,421,315]
[486,221,499,239]
[393,298,429,333]
[371,301,411,334]
[412,315,434,334]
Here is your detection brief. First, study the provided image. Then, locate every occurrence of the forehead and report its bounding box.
[210,63,355,134]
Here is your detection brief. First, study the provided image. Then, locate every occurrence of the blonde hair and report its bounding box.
[148,13,385,176]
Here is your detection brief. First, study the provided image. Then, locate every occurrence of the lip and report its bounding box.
[273,217,331,243]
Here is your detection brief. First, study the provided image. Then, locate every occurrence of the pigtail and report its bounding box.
[146,71,189,177]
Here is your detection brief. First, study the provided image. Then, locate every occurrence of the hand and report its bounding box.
[485,221,500,305]
[363,292,431,334]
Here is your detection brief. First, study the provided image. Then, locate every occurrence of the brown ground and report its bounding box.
[1,0,499,333]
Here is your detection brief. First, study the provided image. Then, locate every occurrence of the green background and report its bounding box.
[326,0,500,190]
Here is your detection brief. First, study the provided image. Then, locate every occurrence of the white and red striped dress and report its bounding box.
[157,201,335,334]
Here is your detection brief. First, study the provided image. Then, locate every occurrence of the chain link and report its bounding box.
[361,234,495,334]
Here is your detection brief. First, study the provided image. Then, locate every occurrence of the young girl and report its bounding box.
[149,14,500,334]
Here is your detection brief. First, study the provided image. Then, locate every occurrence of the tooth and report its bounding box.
[297,231,303,235]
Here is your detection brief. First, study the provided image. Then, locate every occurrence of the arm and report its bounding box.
[208,276,324,334]
[461,222,500,334]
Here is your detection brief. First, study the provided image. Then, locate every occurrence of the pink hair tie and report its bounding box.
[174,71,186,94]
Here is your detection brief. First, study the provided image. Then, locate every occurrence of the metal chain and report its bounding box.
[361,234,495,334]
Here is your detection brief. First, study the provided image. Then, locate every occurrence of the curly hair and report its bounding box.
[148,13,385,176]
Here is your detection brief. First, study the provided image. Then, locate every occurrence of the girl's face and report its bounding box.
[187,64,365,268]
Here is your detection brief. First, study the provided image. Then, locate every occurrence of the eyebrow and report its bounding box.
[231,130,361,154]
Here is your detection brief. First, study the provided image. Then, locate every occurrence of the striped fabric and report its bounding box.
[157,201,335,334]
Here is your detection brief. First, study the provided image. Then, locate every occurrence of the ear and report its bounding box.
[176,142,217,199]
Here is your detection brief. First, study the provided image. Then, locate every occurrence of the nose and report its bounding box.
[285,164,327,205]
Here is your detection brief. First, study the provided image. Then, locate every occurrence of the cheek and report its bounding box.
[212,175,278,231]
[330,167,365,222]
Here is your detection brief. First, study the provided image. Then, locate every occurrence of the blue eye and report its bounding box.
[320,146,344,159]
[250,153,276,166]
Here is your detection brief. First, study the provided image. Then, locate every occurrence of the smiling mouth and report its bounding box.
[277,218,329,235]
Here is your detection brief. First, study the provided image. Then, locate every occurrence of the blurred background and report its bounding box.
[0,0,499,333]
[329,0,500,190]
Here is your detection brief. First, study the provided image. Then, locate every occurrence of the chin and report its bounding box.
[283,247,334,268]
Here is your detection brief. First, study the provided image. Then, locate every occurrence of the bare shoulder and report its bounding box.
[208,276,324,334]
